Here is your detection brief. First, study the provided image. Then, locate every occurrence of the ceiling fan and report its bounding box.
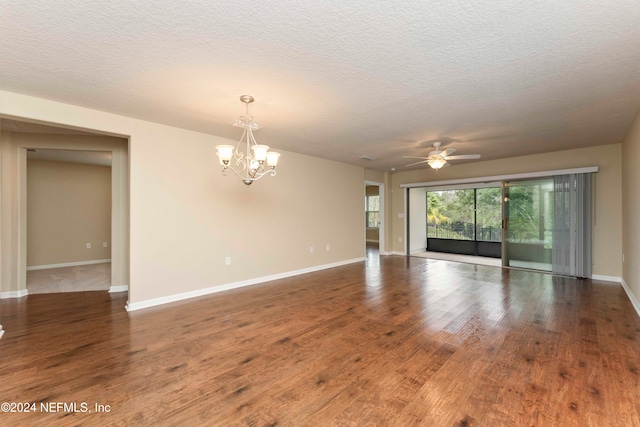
[403,142,481,170]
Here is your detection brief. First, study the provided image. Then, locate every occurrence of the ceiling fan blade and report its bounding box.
[402,156,430,160]
[441,148,456,156]
[404,159,430,167]
[444,154,481,160]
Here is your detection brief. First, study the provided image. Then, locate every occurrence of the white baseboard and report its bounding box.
[109,285,129,293]
[591,275,639,320]
[0,289,29,299]
[27,259,111,271]
[389,251,406,256]
[0,324,4,340]
[621,278,640,319]
[591,274,622,283]
[126,257,365,312]
[366,239,380,243]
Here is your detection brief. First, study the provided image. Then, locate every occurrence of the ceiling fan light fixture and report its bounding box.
[428,158,446,169]
[403,141,480,169]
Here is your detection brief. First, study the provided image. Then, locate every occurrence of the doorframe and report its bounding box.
[365,180,385,254]
[402,167,598,261]
[0,116,131,301]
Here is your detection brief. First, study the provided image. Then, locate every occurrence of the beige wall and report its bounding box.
[622,110,640,307]
[389,144,623,277]
[27,158,111,266]
[364,168,385,183]
[0,90,364,307]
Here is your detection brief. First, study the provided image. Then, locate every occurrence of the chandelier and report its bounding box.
[215,95,281,185]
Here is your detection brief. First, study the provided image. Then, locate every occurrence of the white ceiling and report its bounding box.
[1,1,639,171]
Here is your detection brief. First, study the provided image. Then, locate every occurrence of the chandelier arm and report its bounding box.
[221,162,250,181]
[236,128,248,153]
[247,128,259,146]
[250,169,277,181]
[220,163,275,183]
[220,156,248,177]
[244,125,252,181]
[248,163,262,179]
[233,156,247,170]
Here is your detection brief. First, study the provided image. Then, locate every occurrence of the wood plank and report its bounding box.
[1,256,639,425]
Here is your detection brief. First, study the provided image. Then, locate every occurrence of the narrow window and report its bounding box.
[366,195,380,228]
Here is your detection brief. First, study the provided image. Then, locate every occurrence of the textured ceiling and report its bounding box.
[1,1,640,171]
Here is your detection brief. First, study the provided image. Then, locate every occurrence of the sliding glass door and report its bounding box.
[503,178,554,271]
[503,174,592,277]
[476,187,502,257]
[411,172,591,276]
[426,186,502,258]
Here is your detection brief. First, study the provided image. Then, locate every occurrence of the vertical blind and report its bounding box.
[552,173,592,277]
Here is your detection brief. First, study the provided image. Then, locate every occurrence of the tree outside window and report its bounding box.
[427,187,502,242]
[366,195,380,228]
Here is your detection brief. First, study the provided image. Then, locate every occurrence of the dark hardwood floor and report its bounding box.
[1,255,639,426]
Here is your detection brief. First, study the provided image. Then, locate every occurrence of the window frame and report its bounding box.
[365,194,380,229]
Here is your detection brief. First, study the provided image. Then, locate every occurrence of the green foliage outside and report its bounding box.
[427,188,502,242]
[426,183,553,246]
[505,181,554,246]
[366,195,380,228]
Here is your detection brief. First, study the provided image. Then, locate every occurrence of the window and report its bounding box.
[427,189,474,240]
[427,187,502,242]
[476,187,502,243]
[366,195,380,228]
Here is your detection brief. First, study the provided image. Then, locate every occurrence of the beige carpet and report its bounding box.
[27,262,111,294]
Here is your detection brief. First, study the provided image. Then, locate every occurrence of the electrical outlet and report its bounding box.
[225,256,231,266]
[102,241,108,248]
[86,243,92,249]
[309,246,314,253]
[326,244,330,251]
[398,237,402,242]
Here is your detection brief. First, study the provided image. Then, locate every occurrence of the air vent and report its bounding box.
[359,155,376,161]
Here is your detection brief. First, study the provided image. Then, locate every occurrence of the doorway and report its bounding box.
[0,117,129,300]
[408,183,502,263]
[406,170,593,277]
[26,149,113,294]
[365,181,385,258]
[425,185,502,258]
[503,178,554,271]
